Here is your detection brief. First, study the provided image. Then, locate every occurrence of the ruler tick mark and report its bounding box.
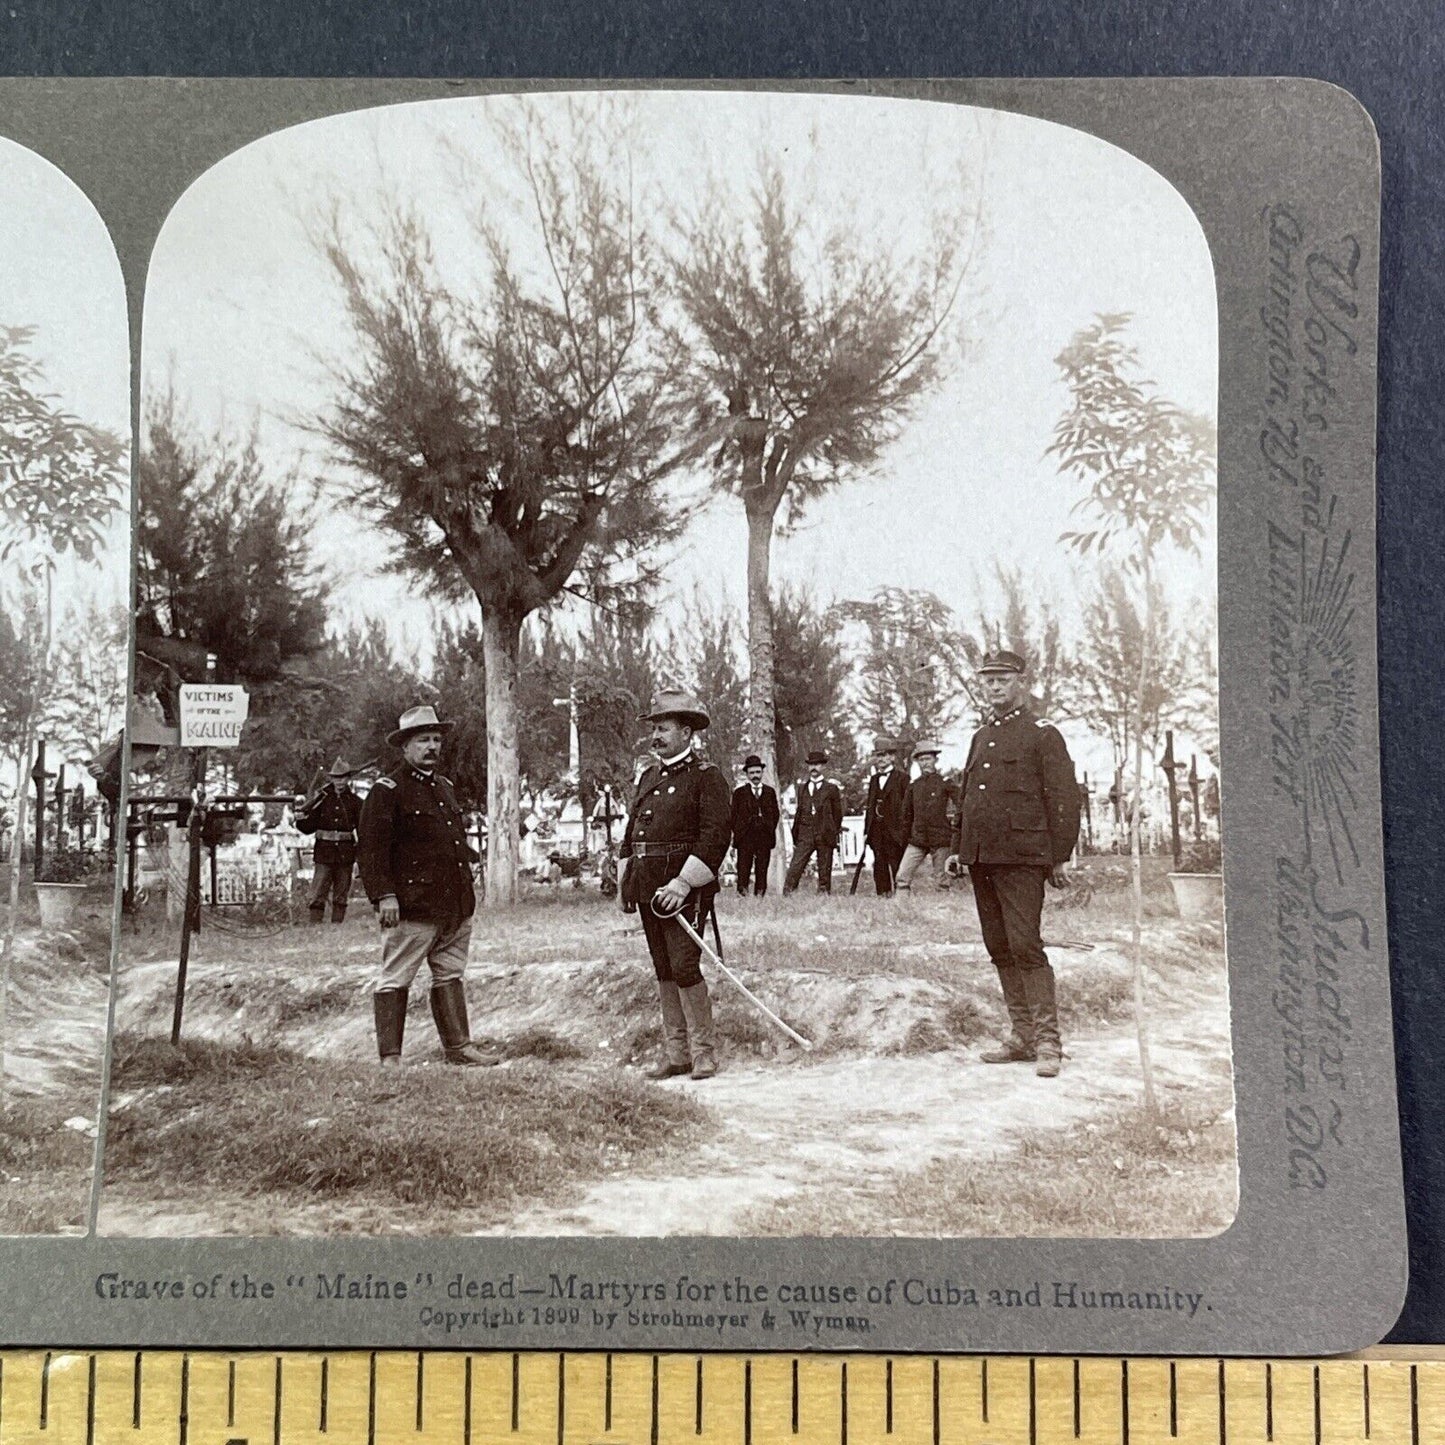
[650,1356,659,1445]
[227,1360,236,1428]
[982,1358,989,1423]
[1411,1365,1420,1445]
[179,1356,190,1445]
[1266,1363,1273,1441]
[841,1363,848,1445]
[558,1353,566,1445]
[744,1362,752,1445]
[1073,1359,1081,1439]
[1313,1366,1322,1445]
[1170,1362,1178,1438]
[931,1359,940,1445]
[41,1350,52,1429]
[320,1358,329,1433]
[1363,1362,1371,1438]
[1028,1358,1037,1445]
[1218,1359,1227,1445]
[133,1352,142,1429]
[886,1359,893,1434]
[274,1356,282,1445]
[417,1352,425,1433]
[1121,1359,1130,1445]
[695,1358,703,1435]
[464,1356,473,1445]
[87,1354,97,1445]
[367,1352,376,1445]
[604,1355,612,1433]
[512,1353,521,1434]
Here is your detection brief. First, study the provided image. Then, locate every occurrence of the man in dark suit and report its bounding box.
[619,691,732,1080]
[896,740,956,892]
[948,651,1081,1078]
[864,737,908,897]
[730,753,781,897]
[783,749,843,894]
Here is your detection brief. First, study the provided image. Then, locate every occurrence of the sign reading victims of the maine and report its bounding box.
[1260,202,1368,1191]
[178,684,250,749]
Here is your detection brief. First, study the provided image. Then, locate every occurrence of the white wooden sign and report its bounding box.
[178,683,250,748]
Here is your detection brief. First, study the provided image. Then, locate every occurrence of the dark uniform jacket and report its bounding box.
[620,754,732,901]
[792,778,843,846]
[953,709,1081,867]
[864,768,908,852]
[902,772,955,851]
[358,765,477,927]
[294,784,363,866]
[731,783,781,851]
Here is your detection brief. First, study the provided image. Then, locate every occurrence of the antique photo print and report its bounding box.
[0,135,130,1234]
[100,89,1231,1240]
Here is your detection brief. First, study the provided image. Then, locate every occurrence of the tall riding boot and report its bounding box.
[373,988,408,1065]
[646,980,692,1079]
[308,905,326,925]
[1020,965,1062,1077]
[679,981,718,1079]
[331,903,348,924]
[980,964,1037,1063]
[429,979,501,1067]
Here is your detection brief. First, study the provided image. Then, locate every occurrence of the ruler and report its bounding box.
[0,1352,1438,1445]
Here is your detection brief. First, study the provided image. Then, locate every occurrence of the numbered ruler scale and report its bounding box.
[0,1353,1437,1445]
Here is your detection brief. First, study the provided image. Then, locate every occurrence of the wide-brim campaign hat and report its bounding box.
[743,754,764,770]
[388,705,455,747]
[912,740,944,756]
[805,749,829,765]
[327,757,359,778]
[978,649,1027,675]
[639,690,710,730]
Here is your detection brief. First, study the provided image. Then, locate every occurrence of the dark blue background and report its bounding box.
[2,0,1441,1343]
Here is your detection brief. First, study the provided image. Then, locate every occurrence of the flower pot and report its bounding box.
[34,880,88,931]
[1168,871,1223,922]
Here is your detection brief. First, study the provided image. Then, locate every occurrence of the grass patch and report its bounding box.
[741,1086,1238,1238]
[0,1098,94,1235]
[106,1032,712,1220]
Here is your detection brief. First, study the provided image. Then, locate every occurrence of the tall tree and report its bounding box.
[1048,312,1216,1115]
[317,102,689,906]
[666,591,747,773]
[770,584,852,787]
[0,325,126,1103]
[964,564,1074,720]
[671,153,980,787]
[46,600,130,767]
[837,587,972,753]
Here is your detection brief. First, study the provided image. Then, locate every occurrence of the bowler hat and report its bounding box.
[978,649,1027,676]
[912,740,943,757]
[872,736,898,755]
[805,749,829,765]
[743,754,764,770]
[639,690,710,730]
[387,704,455,747]
[327,757,358,779]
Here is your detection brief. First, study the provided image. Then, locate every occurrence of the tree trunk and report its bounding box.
[480,607,523,909]
[744,501,788,891]
[1130,555,1159,1115]
[1,734,33,1109]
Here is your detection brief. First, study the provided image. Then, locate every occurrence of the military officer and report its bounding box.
[295,757,364,924]
[783,749,844,894]
[895,741,955,892]
[619,691,732,1080]
[358,705,497,1068]
[730,754,781,897]
[863,738,908,897]
[948,651,1081,1078]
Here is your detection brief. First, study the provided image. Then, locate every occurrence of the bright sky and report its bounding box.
[143,91,1219,773]
[0,136,131,612]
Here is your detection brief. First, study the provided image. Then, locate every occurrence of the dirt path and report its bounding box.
[6,931,110,1099]
[475,998,1230,1237]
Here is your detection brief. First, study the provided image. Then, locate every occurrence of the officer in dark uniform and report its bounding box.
[783,749,844,894]
[896,740,956,891]
[294,757,364,924]
[619,691,732,1080]
[730,754,781,897]
[948,651,1081,1078]
[863,737,908,896]
[358,705,497,1068]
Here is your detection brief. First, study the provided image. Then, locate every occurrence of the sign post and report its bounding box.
[171,677,247,1044]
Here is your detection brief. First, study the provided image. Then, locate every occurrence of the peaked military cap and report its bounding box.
[639,690,710,730]
[978,649,1027,675]
[387,704,455,746]
[805,749,829,765]
[743,754,764,770]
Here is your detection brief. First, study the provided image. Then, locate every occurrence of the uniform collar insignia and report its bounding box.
[990,706,1026,727]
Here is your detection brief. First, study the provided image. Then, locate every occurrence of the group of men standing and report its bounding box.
[308,647,1082,1085]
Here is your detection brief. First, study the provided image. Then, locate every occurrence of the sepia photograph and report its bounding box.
[101,89,1232,1240]
[0,136,130,1233]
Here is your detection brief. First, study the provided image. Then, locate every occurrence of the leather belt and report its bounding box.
[630,842,689,858]
[317,830,354,841]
